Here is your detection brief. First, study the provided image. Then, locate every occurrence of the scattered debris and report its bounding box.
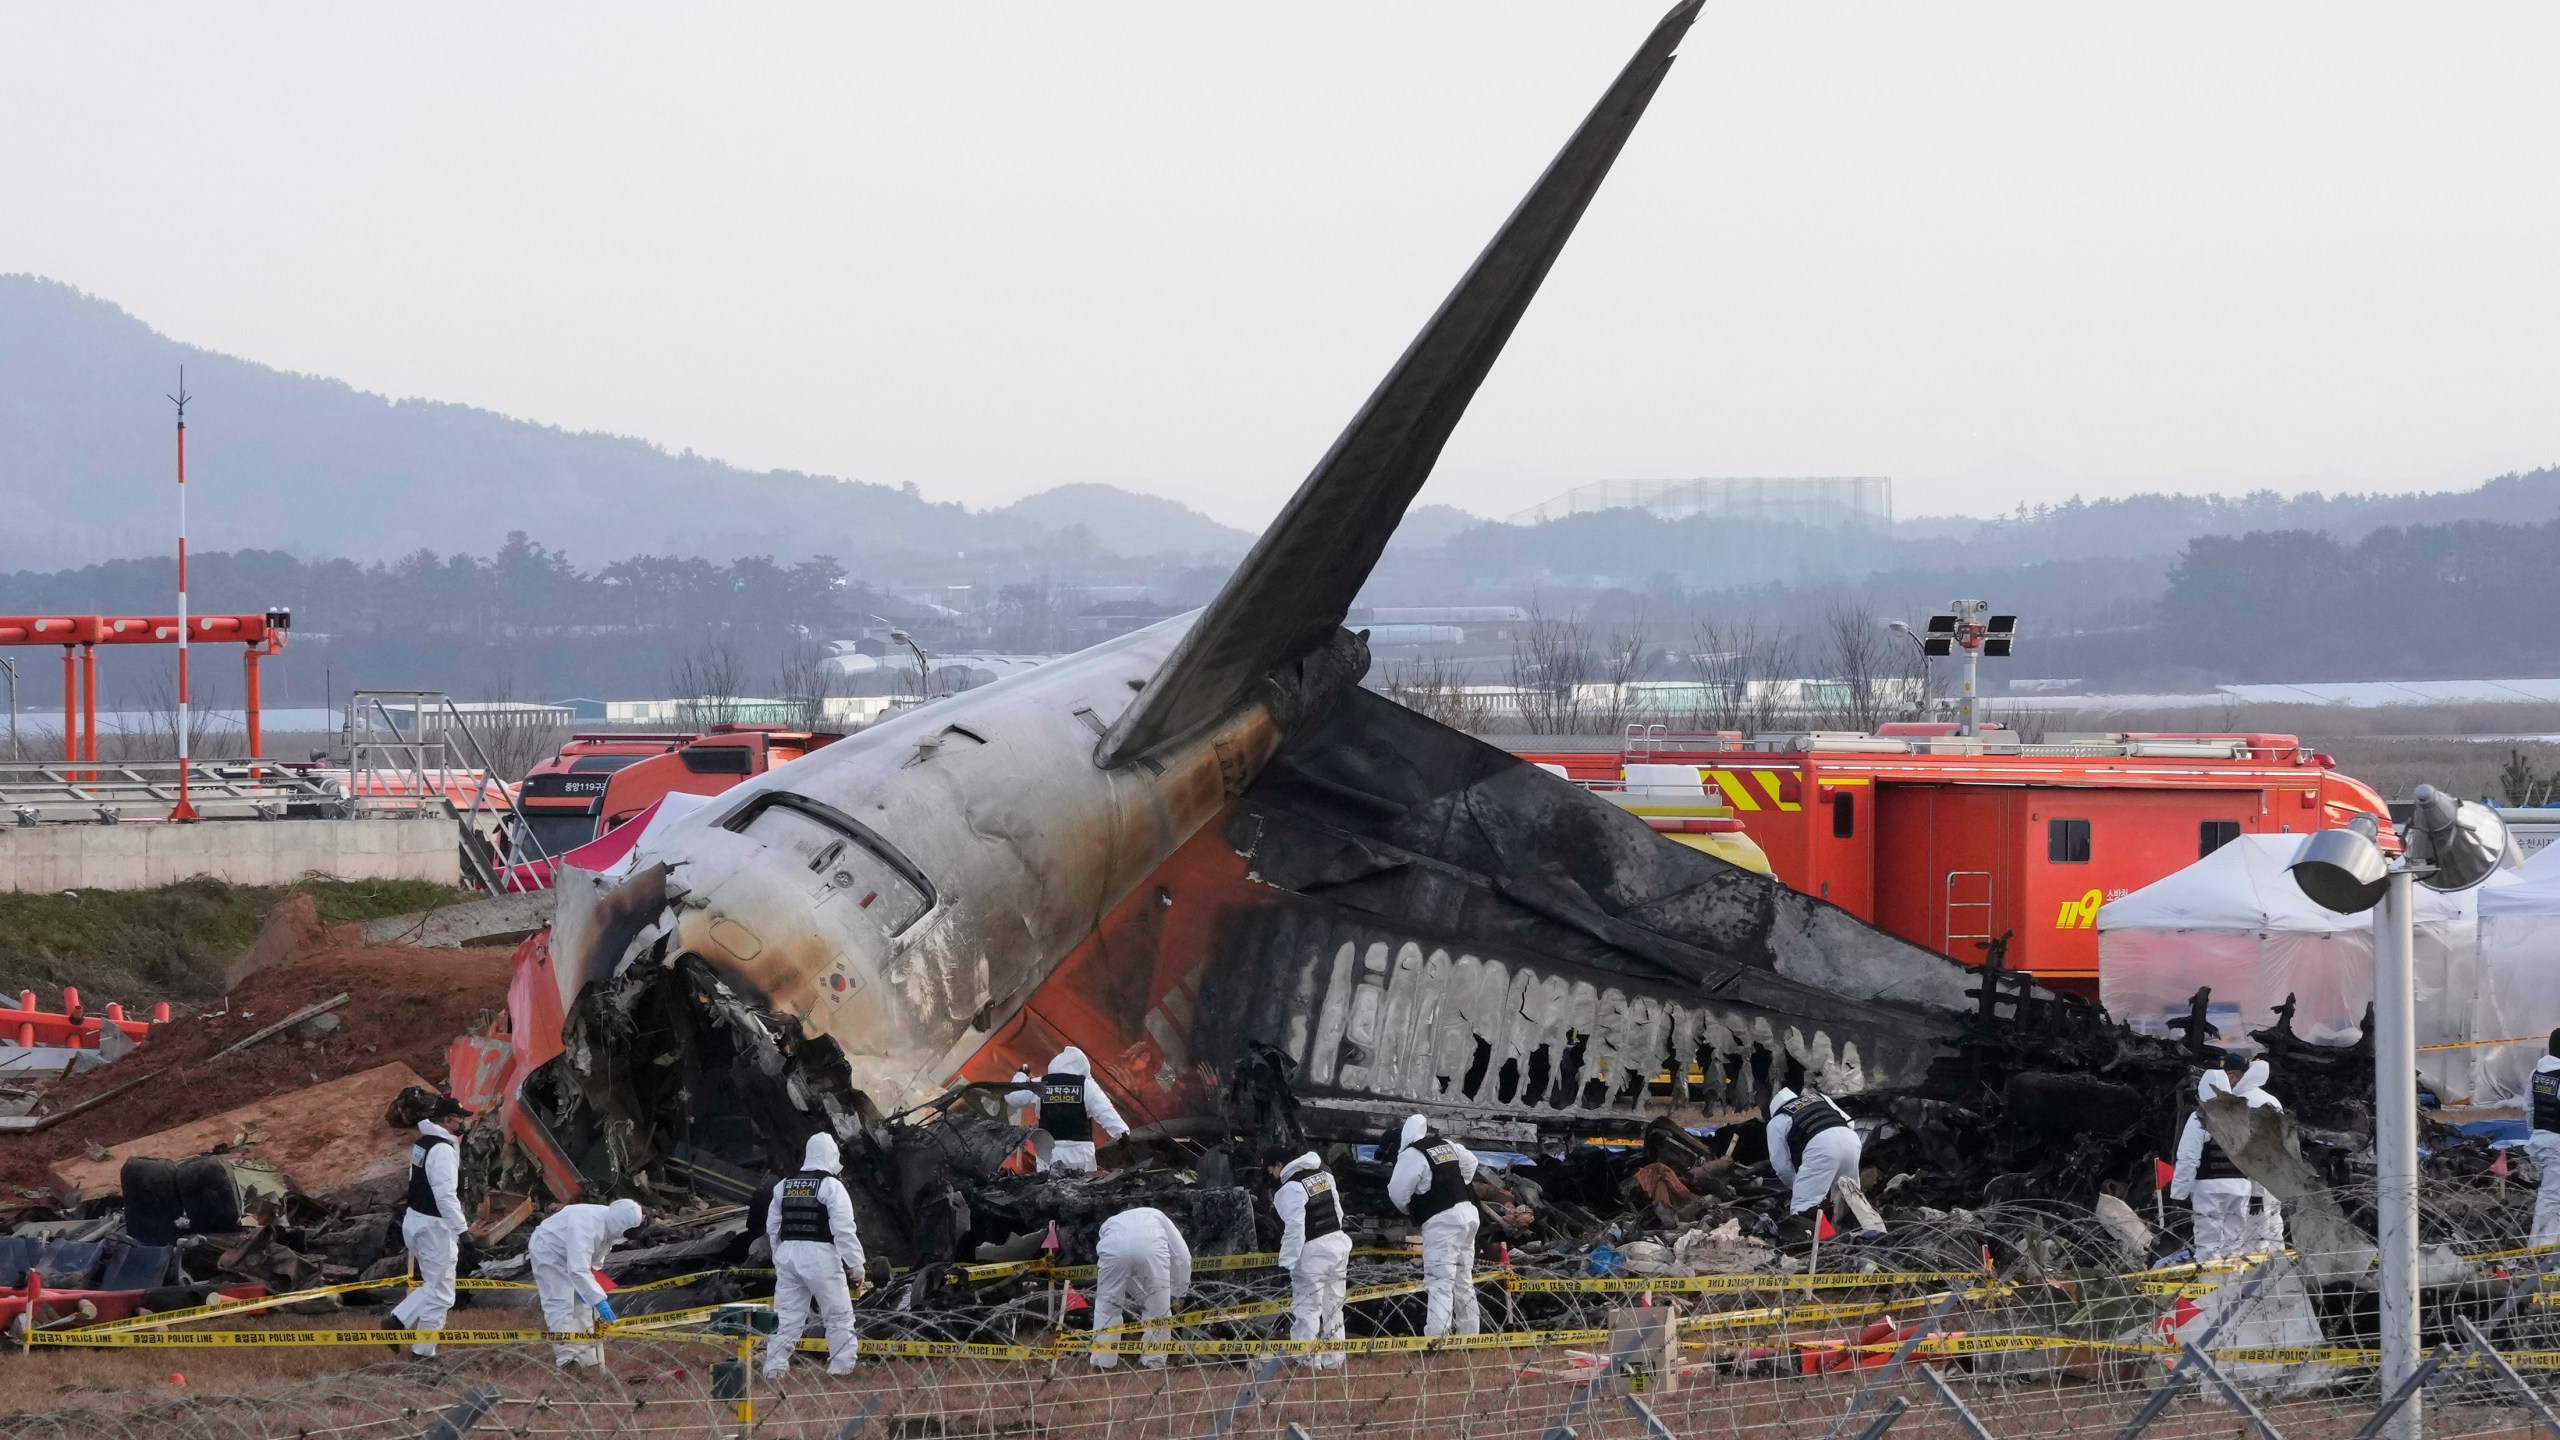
[357,888,557,951]
[50,1062,436,1208]
[207,993,351,1063]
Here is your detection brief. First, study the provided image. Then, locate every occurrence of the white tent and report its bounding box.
[2473,840,2560,1104]
[2098,835,2491,1098]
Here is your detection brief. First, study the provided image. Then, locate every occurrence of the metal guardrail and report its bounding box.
[343,691,556,893]
[0,758,343,825]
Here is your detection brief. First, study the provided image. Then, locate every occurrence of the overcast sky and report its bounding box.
[6,3,2556,528]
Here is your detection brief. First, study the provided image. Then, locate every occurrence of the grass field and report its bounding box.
[0,876,466,1010]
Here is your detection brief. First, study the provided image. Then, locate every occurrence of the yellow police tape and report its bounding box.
[1504,1271,1987,1295]
[32,1245,2558,1358]
[1088,1275,1445,1336]
[48,1306,2560,1371]
[948,1247,1417,1285]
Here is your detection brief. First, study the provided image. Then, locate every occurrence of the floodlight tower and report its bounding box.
[1919,601,2016,736]
[2291,789,2520,1440]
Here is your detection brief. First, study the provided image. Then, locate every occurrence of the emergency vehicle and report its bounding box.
[1515,725,2393,996]
[507,726,841,865]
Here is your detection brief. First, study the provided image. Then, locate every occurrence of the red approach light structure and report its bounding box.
[0,610,292,775]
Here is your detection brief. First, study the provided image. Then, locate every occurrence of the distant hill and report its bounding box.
[0,274,1246,573]
[1895,470,2560,565]
[993,482,1250,557]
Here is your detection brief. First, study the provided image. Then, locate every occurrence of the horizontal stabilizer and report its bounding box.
[1100,2,1702,765]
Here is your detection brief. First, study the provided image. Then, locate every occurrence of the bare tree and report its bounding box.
[1507,603,1593,736]
[1686,619,1792,737]
[473,679,570,782]
[1819,596,1892,733]
[1585,609,1659,738]
[774,640,846,731]
[670,640,747,731]
[105,677,243,763]
[1380,655,1494,733]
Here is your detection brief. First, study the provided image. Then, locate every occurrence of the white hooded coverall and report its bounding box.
[1766,1087,1862,1218]
[1275,1152,1352,1367]
[1090,1206,1191,1369]
[528,1198,644,1367]
[2527,1053,2560,1248]
[1387,1115,1481,1337]
[764,1133,867,1378]
[2171,1063,2284,1260]
[1003,1046,1128,1174]
[391,1120,465,1356]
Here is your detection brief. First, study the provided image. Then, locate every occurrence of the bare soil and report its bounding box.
[0,915,514,1197]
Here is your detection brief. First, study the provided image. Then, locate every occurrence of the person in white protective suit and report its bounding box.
[763,1133,868,1379]
[386,1097,471,1357]
[1003,1046,1129,1174]
[2171,1060,2283,1260]
[527,1198,645,1369]
[1387,1115,1481,1337]
[1089,1206,1191,1369]
[2527,1030,2560,1248]
[1765,1086,1862,1221]
[1268,1147,1352,1368]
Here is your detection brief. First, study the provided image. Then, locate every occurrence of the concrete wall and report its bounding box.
[0,818,460,893]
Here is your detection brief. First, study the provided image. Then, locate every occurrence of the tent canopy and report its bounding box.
[2096,834,2470,934]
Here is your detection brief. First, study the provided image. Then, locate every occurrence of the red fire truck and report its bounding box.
[1513,726,2394,997]
[507,726,841,864]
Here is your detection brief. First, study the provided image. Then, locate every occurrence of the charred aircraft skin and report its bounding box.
[527,2,1998,1184]
[546,620,1360,1117]
[954,688,1982,1146]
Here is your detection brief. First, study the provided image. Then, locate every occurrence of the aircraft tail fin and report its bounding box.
[1099,1,1702,766]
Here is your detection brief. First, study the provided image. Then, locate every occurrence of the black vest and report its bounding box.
[2193,1116,2243,1181]
[775,1171,835,1244]
[1408,1137,1467,1223]
[2534,1067,2560,1135]
[405,1134,451,1221]
[1040,1074,1091,1143]
[1293,1170,1344,1241]
[1781,1093,1848,1166]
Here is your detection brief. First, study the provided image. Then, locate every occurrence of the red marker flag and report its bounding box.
[1062,1282,1089,1313]
[2171,1296,2202,1330]
[1815,1212,1837,1242]
[2154,1159,2176,1191]
[1043,1220,1062,1255]
[2494,1149,2511,1178]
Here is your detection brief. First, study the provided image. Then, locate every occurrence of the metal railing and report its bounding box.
[0,757,342,825]
[342,691,557,893]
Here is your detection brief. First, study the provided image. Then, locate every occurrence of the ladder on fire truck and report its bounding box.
[341,691,559,893]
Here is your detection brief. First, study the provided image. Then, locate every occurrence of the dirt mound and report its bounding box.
[0,922,517,1197]
[220,889,330,991]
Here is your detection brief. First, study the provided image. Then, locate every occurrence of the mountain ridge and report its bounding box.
[0,274,1248,572]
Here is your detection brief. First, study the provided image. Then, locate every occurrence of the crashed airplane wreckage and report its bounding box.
[452,1,2380,1264]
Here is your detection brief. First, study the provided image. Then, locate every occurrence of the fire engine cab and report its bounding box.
[1514,726,2392,997]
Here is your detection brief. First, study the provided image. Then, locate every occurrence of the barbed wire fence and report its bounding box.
[13,1189,2560,1440]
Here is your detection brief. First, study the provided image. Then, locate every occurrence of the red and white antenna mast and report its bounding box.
[168,369,198,821]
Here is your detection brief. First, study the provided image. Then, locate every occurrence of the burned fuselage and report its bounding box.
[507,2,2002,1203]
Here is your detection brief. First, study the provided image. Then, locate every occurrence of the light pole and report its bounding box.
[2290,790,2519,1440]
[1886,621,1933,720]
[1,654,17,760]
[890,629,933,702]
